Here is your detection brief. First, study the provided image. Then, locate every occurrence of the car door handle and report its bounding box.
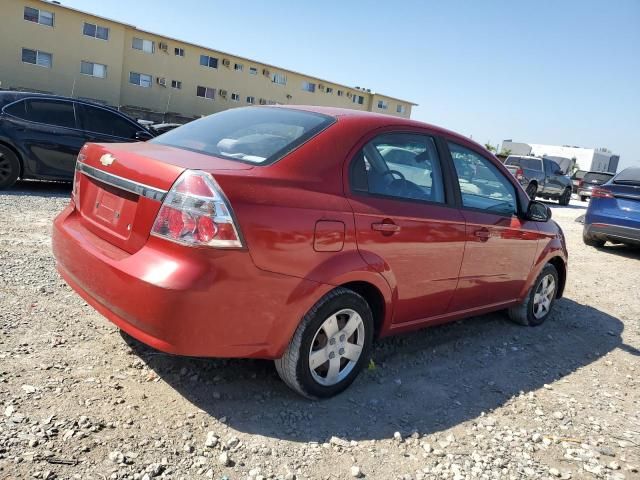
[474,228,491,241]
[371,222,400,233]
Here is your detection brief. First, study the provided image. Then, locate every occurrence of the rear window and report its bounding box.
[583,172,614,183]
[505,157,542,170]
[151,107,334,164]
[613,167,640,185]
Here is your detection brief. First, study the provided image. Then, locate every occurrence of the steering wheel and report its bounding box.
[381,170,406,181]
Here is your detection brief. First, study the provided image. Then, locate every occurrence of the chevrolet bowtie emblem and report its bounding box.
[100,154,116,166]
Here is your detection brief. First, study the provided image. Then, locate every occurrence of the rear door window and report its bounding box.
[8,99,77,129]
[77,104,141,139]
[449,142,518,215]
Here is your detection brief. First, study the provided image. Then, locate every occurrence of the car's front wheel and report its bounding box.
[508,263,559,326]
[275,288,373,399]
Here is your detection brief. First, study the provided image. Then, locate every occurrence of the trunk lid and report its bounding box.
[75,142,252,254]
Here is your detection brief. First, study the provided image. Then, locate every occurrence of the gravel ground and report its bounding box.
[1,181,639,480]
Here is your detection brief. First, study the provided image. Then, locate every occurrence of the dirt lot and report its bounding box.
[1,182,639,480]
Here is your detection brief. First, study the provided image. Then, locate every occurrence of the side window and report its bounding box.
[448,142,518,215]
[16,99,76,129]
[350,133,445,203]
[78,104,140,138]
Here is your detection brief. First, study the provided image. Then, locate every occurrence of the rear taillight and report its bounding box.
[151,170,243,248]
[578,180,584,188]
[591,187,614,199]
[71,152,85,207]
[515,168,524,181]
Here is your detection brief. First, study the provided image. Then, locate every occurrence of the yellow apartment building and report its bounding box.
[0,0,417,122]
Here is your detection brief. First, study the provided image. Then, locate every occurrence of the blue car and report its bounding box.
[583,167,640,248]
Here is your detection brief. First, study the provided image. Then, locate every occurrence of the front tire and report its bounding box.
[508,263,559,326]
[559,188,572,206]
[0,145,20,189]
[275,288,374,399]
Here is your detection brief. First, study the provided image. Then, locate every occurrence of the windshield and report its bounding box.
[505,157,542,171]
[152,107,334,164]
[613,167,640,185]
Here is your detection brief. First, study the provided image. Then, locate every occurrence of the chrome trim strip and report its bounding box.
[76,162,167,201]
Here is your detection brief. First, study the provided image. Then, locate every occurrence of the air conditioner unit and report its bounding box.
[159,42,168,52]
[259,98,266,105]
[286,94,292,99]
[262,68,270,76]
[219,89,228,97]
[157,77,167,87]
[222,59,231,67]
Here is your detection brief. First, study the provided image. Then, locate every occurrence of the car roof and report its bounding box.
[0,91,119,111]
[585,171,615,175]
[269,105,489,154]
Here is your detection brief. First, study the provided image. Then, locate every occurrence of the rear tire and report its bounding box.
[508,263,559,327]
[558,187,572,206]
[275,288,374,399]
[525,183,537,199]
[583,232,605,248]
[580,196,587,202]
[0,145,20,189]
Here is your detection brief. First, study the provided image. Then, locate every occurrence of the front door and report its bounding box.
[346,132,466,324]
[446,141,542,311]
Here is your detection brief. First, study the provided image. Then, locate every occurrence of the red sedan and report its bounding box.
[52,106,568,398]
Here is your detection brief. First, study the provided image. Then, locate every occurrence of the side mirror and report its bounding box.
[134,130,154,141]
[526,200,551,222]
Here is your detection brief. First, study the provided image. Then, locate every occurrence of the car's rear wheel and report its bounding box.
[558,187,572,206]
[0,145,20,189]
[508,263,559,326]
[583,232,605,248]
[275,287,373,399]
[580,196,587,202]
[525,183,537,199]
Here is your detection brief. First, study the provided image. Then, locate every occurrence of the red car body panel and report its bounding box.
[52,106,568,359]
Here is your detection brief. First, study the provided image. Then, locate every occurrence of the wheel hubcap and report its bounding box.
[308,308,365,386]
[533,274,556,319]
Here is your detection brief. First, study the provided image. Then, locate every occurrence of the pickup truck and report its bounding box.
[504,155,573,205]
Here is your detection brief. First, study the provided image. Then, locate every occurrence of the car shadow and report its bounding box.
[122,298,630,442]
[594,244,640,260]
[2,180,71,198]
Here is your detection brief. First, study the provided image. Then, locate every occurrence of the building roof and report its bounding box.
[37,0,418,106]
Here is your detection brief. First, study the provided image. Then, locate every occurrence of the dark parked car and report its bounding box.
[571,169,587,193]
[150,123,183,135]
[0,92,154,188]
[577,171,615,201]
[583,167,640,248]
[52,106,568,398]
[504,155,573,205]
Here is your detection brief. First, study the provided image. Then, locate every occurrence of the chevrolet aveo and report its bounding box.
[52,106,568,398]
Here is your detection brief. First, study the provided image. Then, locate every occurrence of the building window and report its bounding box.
[21,48,52,68]
[246,96,255,104]
[377,100,388,110]
[326,87,334,94]
[132,38,154,53]
[129,71,152,88]
[230,93,240,102]
[24,7,54,26]
[234,63,243,72]
[267,100,277,105]
[337,90,344,97]
[249,67,257,75]
[171,80,182,90]
[353,95,365,105]
[80,61,107,78]
[397,104,406,114]
[197,86,215,100]
[200,55,218,69]
[83,22,109,40]
[174,47,185,57]
[272,72,287,85]
[302,81,316,93]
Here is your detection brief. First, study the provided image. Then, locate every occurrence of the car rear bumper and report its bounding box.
[577,188,593,197]
[584,222,640,245]
[52,205,330,358]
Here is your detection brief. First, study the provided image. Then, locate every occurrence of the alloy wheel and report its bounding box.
[533,274,556,319]
[308,309,365,386]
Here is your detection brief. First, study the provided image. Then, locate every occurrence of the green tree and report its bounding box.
[484,143,496,152]
[499,148,512,156]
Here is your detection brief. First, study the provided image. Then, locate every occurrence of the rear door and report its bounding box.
[543,158,564,195]
[3,98,86,179]
[446,141,542,310]
[76,103,149,144]
[346,131,466,324]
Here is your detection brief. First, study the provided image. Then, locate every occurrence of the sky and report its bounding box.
[62,0,640,169]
